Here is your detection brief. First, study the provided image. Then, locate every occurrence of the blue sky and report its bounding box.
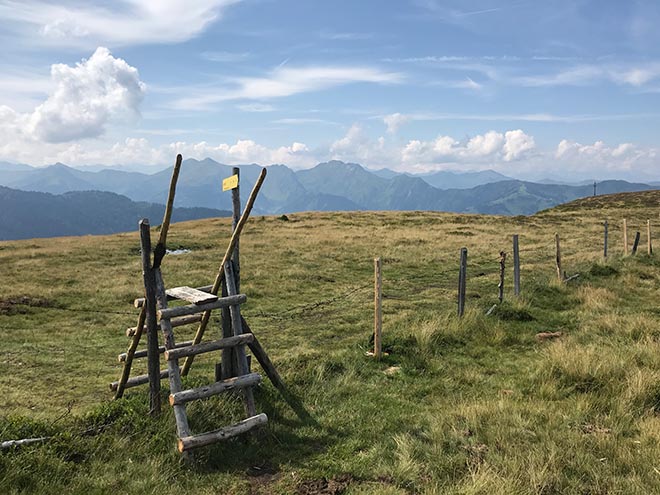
[1,0,659,180]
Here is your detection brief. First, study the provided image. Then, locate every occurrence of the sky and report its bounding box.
[1,0,659,180]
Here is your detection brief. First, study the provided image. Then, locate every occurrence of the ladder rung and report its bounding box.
[126,314,202,336]
[109,370,168,391]
[177,413,268,452]
[134,284,214,308]
[169,372,262,405]
[118,340,194,362]
[164,334,253,361]
[166,286,218,305]
[158,294,246,320]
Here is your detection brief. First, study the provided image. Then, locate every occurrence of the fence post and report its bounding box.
[603,220,608,259]
[623,219,628,255]
[648,220,653,255]
[139,219,161,416]
[632,231,641,255]
[555,233,563,282]
[498,251,506,303]
[513,234,520,296]
[458,248,468,317]
[374,257,382,359]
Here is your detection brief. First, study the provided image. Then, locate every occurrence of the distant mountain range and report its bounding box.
[0,186,230,240]
[0,158,657,240]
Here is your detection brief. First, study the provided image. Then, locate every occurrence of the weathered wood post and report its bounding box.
[139,219,161,416]
[623,219,628,255]
[458,248,468,317]
[498,251,506,303]
[648,220,653,255]
[632,231,641,255]
[513,235,520,296]
[231,167,241,291]
[374,257,382,359]
[555,233,563,282]
[603,220,608,258]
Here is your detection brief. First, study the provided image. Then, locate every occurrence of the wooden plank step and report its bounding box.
[177,413,268,452]
[164,334,253,361]
[109,370,168,391]
[134,284,213,308]
[166,286,218,305]
[169,372,262,405]
[126,314,202,336]
[118,340,194,362]
[158,294,246,320]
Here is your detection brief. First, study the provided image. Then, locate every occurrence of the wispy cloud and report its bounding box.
[172,65,404,110]
[271,118,340,126]
[0,0,240,47]
[200,50,251,63]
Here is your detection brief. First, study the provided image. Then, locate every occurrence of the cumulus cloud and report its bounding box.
[383,113,411,134]
[28,47,145,142]
[400,129,535,168]
[0,47,145,145]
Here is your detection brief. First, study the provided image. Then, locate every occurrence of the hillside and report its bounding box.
[1,191,659,493]
[0,186,231,240]
[0,159,655,217]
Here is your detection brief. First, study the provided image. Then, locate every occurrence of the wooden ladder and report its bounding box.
[152,262,267,453]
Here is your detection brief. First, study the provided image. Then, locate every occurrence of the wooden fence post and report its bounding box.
[603,220,608,258]
[374,257,382,359]
[139,219,161,416]
[632,231,641,255]
[555,233,563,282]
[458,248,468,317]
[513,235,520,296]
[498,251,506,303]
[648,220,653,255]
[623,219,628,255]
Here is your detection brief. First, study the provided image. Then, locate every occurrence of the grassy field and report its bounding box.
[1,191,660,494]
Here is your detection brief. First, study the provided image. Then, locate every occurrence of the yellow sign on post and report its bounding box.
[222,174,239,191]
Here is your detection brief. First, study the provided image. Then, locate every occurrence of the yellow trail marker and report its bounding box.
[222,174,239,191]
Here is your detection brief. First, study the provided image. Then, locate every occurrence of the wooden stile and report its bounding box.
[177,414,267,453]
[169,373,261,406]
[118,340,194,362]
[181,168,267,377]
[126,314,202,336]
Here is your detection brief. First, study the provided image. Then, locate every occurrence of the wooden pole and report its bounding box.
[114,305,146,398]
[458,248,467,317]
[623,219,628,255]
[374,257,382,359]
[139,219,161,415]
[555,233,563,282]
[513,235,520,296]
[231,167,241,292]
[181,168,267,376]
[648,220,653,255]
[153,154,182,269]
[632,231,641,255]
[498,251,506,303]
[603,220,608,259]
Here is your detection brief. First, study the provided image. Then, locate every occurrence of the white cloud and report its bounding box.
[400,129,535,168]
[0,47,145,155]
[383,113,411,134]
[236,103,275,112]
[554,139,658,175]
[25,47,145,142]
[0,0,240,47]
[172,65,403,109]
